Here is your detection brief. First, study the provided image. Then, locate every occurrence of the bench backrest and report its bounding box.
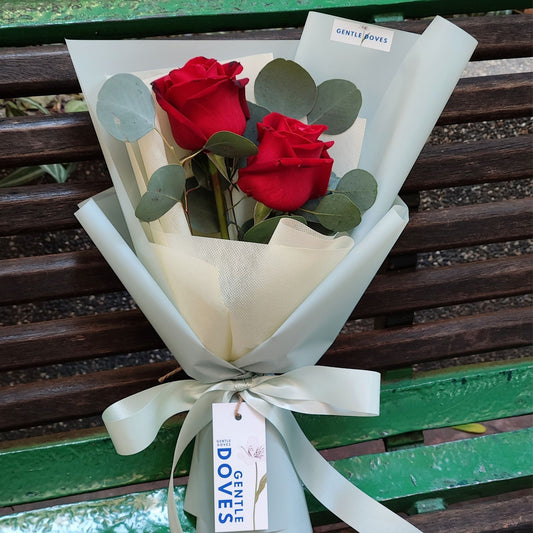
[0,8,532,527]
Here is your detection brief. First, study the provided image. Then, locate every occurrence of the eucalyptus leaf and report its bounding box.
[204,131,258,158]
[315,193,361,232]
[253,201,272,225]
[327,171,341,191]
[187,187,220,234]
[336,169,377,211]
[244,215,306,244]
[243,102,270,145]
[254,59,317,118]
[135,164,185,222]
[308,79,362,134]
[97,73,155,142]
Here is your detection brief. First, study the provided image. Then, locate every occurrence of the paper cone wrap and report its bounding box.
[68,12,476,533]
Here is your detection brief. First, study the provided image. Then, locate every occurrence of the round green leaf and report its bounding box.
[135,164,185,222]
[97,73,155,142]
[187,187,220,234]
[308,79,362,134]
[254,59,317,118]
[336,169,377,211]
[315,193,361,232]
[204,131,258,158]
[244,215,306,244]
[243,102,270,144]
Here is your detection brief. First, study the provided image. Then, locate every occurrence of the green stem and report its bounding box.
[209,162,230,240]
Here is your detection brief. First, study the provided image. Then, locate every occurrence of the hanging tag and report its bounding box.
[212,401,268,531]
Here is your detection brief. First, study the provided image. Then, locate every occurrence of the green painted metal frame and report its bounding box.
[1,428,531,532]
[2,360,531,508]
[0,1,529,46]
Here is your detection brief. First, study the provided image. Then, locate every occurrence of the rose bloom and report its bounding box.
[152,57,249,150]
[238,113,334,212]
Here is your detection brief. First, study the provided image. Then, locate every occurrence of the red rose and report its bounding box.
[152,57,250,150]
[238,113,334,211]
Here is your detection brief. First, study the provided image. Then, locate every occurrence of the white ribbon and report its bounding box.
[103,365,422,533]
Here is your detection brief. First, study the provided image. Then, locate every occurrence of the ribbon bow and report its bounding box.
[103,365,421,533]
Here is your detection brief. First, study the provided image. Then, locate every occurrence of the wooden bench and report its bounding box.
[0,3,532,532]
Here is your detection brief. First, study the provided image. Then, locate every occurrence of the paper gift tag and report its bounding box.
[212,402,268,531]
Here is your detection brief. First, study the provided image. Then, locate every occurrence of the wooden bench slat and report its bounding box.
[404,135,532,192]
[355,254,532,319]
[393,198,533,255]
[0,181,108,237]
[1,134,529,236]
[2,252,529,312]
[0,310,163,372]
[0,361,176,431]
[326,306,533,370]
[0,114,100,168]
[1,305,529,373]
[1,361,529,494]
[406,492,533,533]
[0,249,122,305]
[1,16,531,97]
[0,71,530,168]
[440,72,533,124]
[0,10,531,532]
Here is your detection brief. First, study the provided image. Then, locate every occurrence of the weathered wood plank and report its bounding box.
[316,492,533,533]
[0,249,122,305]
[1,16,531,97]
[325,307,533,370]
[0,310,163,371]
[0,114,100,168]
[0,361,176,431]
[353,254,533,318]
[406,492,533,533]
[1,252,530,312]
[1,72,529,168]
[1,305,529,373]
[1,134,530,236]
[0,3,530,47]
[439,72,533,124]
[0,181,109,236]
[393,198,533,255]
[404,135,532,192]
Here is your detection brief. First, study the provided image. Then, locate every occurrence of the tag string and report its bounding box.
[234,393,244,420]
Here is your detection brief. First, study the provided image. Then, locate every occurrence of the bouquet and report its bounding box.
[68,11,476,533]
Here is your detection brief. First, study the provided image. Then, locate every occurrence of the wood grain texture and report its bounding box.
[315,492,533,533]
[354,255,533,318]
[0,310,163,371]
[0,249,122,305]
[0,181,109,236]
[1,72,530,168]
[0,13,530,65]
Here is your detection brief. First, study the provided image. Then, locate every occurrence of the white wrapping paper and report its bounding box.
[68,12,476,533]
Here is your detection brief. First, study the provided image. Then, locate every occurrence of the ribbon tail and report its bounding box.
[167,389,233,533]
[246,397,423,533]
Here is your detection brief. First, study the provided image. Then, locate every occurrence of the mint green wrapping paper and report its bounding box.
[69,13,476,533]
